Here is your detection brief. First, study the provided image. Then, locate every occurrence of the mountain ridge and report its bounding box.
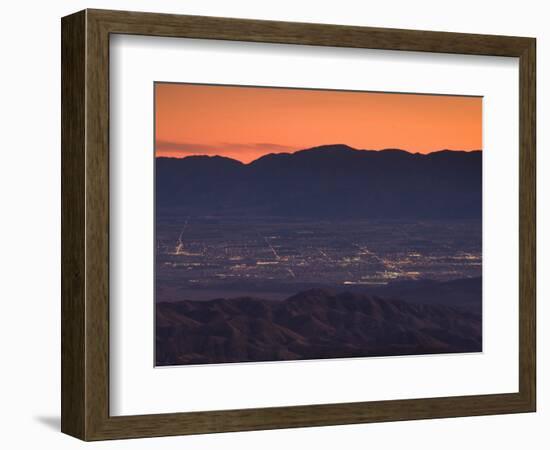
[157,143,482,166]
[156,143,482,219]
[156,288,482,366]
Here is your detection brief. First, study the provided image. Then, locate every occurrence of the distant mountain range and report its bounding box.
[156,288,482,366]
[156,144,482,219]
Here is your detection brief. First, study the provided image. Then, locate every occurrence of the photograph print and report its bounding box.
[154,83,482,367]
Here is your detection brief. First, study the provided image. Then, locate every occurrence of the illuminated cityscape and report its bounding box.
[155,215,481,302]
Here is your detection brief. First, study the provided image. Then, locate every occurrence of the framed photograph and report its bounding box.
[61,9,536,440]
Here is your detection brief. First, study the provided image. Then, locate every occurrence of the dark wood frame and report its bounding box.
[61,8,536,441]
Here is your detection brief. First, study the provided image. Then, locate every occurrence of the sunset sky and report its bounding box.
[155,83,482,164]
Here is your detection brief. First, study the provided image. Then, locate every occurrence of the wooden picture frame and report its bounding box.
[61,9,536,441]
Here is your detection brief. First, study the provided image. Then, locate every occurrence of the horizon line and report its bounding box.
[155,144,482,165]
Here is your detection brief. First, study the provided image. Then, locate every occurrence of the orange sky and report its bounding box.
[155,83,482,164]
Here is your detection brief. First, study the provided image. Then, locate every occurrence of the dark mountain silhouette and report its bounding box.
[156,144,482,219]
[156,288,481,365]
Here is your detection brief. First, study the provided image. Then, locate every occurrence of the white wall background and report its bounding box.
[0,0,547,448]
